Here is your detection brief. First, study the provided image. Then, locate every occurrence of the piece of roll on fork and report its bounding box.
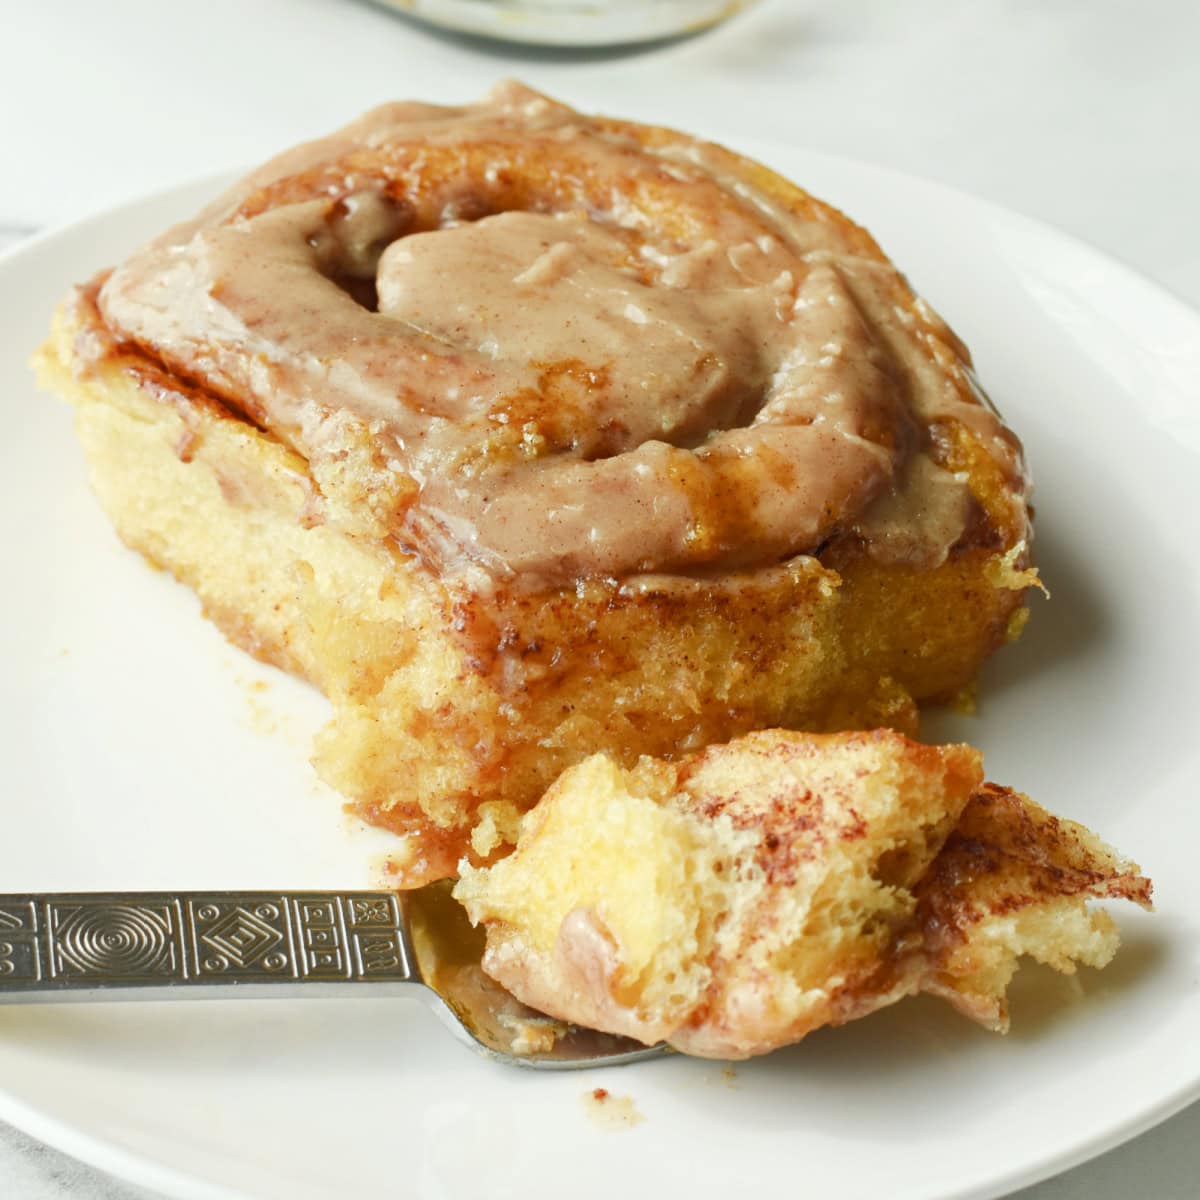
[455,729,1151,1059]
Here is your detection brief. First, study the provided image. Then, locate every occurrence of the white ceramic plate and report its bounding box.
[1,143,1198,1200]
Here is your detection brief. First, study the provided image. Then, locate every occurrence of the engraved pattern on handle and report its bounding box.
[0,892,415,998]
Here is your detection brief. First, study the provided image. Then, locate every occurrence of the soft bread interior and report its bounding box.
[455,730,1151,1059]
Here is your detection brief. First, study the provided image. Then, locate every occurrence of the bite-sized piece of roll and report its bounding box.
[454,730,1152,1059]
[35,83,1035,882]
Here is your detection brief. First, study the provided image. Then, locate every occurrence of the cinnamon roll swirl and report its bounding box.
[35,83,1035,882]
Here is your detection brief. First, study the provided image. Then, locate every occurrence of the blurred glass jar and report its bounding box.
[368,0,758,47]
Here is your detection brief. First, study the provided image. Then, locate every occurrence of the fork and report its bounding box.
[0,883,665,1069]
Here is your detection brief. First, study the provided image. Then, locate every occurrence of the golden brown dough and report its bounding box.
[454,730,1151,1059]
[34,83,1035,881]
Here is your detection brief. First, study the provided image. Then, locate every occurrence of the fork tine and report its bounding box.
[398,881,667,1067]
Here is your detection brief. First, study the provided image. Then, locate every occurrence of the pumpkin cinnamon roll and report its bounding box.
[35,83,1034,883]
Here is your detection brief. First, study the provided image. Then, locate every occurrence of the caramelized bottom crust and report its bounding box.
[455,730,1152,1059]
[36,303,1032,882]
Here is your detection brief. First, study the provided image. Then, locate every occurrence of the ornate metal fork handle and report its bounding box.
[0,889,668,1069]
[0,891,416,1002]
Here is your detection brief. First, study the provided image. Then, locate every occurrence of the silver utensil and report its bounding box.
[0,884,664,1069]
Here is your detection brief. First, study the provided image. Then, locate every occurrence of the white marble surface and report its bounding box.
[3,1,1198,1196]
